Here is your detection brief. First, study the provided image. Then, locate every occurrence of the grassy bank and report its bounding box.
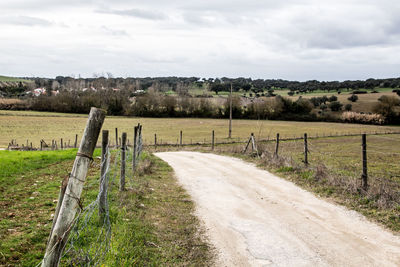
[0,149,212,266]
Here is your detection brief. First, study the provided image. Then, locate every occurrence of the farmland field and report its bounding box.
[0,110,399,149]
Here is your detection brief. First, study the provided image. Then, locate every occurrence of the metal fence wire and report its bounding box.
[37,127,145,267]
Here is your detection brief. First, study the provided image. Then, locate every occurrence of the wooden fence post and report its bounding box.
[154,133,157,149]
[115,128,118,148]
[60,138,63,150]
[133,126,138,171]
[361,134,368,190]
[99,130,109,223]
[120,132,127,191]
[74,134,78,148]
[40,140,43,151]
[212,130,215,150]
[275,133,280,157]
[42,107,105,267]
[304,133,308,165]
[180,130,183,146]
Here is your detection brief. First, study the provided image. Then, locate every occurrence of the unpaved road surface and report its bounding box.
[155,151,400,267]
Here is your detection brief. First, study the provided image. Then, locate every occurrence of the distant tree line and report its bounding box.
[16,88,397,124]
[2,76,400,98]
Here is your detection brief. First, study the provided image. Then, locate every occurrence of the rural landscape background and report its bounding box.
[1,0,400,266]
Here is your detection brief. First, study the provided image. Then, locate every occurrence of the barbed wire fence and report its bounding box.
[241,132,400,208]
[38,124,144,267]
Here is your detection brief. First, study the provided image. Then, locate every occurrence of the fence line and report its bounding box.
[38,121,144,267]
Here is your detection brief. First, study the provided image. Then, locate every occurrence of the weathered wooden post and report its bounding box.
[42,107,105,267]
[212,130,215,150]
[133,126,138,171]
[304,133,308,165]
[361,134,368,190]
[180,130,183,146]
[228,83,233,138]
[60,138,63,150]
[40,140,43,151]
[120,132,127,191]
[74,134,78,148]
[115,128,118,148]
[274,133,280,157]
[154,133,157,149]
[99,130,109,223]
[251,133,255,153]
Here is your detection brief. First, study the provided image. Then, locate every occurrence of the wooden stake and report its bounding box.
[99,130,109,223]
[228,83,233,138]
[275,133,280,157]
[180,130,183,146]
[212,130,215,150]
[133,126,138,171]
[115,128,118,148]
[361,134,368,190]
[42,107,105,267]
[304,133,308,165]
[120,132,127,191]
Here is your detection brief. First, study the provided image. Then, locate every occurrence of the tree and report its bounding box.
[328,95,338,102]
[345,104,352,111]
[329,101,343,111]
[373,95,400,122]
[348,94,358,102]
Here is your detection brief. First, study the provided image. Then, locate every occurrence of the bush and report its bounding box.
[348,94,358,102]
[287,91,295,96]
[320,103,328,111]
[341,112,385,125]
[344,103,352,111]
[328,95,338,102]
[329,101,343,111]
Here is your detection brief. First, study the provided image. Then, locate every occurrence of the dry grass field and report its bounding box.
[0,110,399,148]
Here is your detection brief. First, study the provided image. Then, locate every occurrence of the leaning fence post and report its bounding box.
[304,133,308,165]
[274,133,280,157]
[212,130,215,150]
[120,132,127,191]
[99,130,109,223]
[361,134,368,190]
[41,107,105,267]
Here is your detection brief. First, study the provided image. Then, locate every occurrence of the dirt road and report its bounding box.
[155,151,400,267]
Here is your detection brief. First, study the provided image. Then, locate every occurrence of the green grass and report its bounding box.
[0,149,212,266]
[0,76,32,83]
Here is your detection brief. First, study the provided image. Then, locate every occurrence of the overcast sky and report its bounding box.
[0,0,399,81]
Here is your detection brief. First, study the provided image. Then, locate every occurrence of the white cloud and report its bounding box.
[0,0,399,80]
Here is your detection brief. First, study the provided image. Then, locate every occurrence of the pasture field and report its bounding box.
[0,110,399,149]
[0,149,211,266]
[0,76,32,83]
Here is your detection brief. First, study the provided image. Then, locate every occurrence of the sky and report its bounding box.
[0,0,399,81]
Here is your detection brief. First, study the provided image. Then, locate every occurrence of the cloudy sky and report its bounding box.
[0,0,399,81]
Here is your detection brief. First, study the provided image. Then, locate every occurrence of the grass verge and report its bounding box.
[0,150,212,266]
